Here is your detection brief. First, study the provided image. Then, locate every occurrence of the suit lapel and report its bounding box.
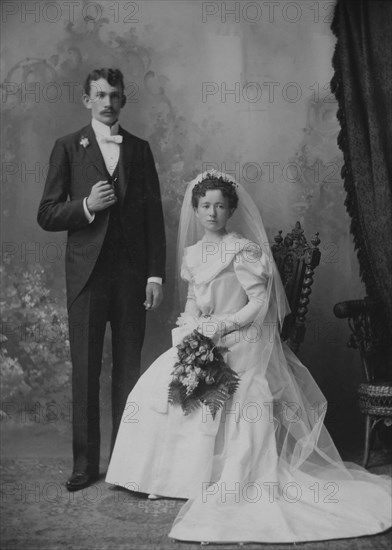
[118,127,134,208]
[81,124,134,209]
[82,124,108,180]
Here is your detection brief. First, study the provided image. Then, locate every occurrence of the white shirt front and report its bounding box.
[83,118,121,222]
[91,118,121,175]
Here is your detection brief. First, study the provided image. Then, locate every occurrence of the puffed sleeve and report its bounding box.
[176,255,201,326]
[220,243,270,334]
[180,255,192,283]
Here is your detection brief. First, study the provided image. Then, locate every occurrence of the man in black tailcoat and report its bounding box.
[38,68,166,491]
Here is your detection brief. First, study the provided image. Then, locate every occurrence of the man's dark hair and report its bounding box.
[84,68,125,95]
[192,174,239,210]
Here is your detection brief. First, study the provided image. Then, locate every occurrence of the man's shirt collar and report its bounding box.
[92,118,120,137]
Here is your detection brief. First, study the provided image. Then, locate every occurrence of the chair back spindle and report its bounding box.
[271,221,321,354]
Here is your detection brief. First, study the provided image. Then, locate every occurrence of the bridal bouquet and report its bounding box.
[168,330,240,419]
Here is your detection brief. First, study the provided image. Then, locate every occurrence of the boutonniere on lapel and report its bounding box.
[80,136,90,149]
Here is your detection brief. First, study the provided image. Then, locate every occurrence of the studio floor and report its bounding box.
[1,420,391,550]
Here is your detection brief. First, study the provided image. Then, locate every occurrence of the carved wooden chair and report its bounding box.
[271,221,321,354]
[333,298,392,467]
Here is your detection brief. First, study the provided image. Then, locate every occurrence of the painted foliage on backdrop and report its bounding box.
[1,0,364,446]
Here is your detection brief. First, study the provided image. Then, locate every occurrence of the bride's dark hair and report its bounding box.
[192,174,239,210]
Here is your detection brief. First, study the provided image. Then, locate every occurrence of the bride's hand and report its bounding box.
[176,313,200,328]
[197,315,223,342]
[197,315,240,342]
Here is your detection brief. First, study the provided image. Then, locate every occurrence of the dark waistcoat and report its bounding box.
[96,163,128,266]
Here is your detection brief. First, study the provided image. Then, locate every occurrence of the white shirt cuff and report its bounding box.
[147,277,162,285]
[83,197,95,223]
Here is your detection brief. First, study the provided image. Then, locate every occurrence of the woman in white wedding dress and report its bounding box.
[106,171,391,543]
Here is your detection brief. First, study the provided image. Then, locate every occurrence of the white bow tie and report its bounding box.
[100,135,123,144]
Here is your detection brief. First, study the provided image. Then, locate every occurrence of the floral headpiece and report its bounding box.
[192,170,239,209]
[196,169,238,189]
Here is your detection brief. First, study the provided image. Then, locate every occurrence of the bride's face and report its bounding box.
[195,190,233,234]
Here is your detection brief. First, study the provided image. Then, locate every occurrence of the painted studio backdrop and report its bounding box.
[1,0,365,450]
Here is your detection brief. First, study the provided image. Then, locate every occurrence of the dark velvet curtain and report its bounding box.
[331,0,392,331]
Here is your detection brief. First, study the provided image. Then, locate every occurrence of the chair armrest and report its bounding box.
[333,298,379,319]
[333,298,390,383]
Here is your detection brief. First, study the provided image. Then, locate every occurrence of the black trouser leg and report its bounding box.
[109,269,146,454]
[68,269,109,475]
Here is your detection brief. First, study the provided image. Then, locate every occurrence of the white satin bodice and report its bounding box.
[180,233,271,329]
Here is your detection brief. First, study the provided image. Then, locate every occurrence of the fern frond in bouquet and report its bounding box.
[168,330,240,419]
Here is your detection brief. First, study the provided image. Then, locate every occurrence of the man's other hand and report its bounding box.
[144,282,163,311]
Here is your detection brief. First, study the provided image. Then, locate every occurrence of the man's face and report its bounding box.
[83,78,125,126]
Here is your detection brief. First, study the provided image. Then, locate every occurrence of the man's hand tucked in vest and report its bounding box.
[86,180,117,213]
